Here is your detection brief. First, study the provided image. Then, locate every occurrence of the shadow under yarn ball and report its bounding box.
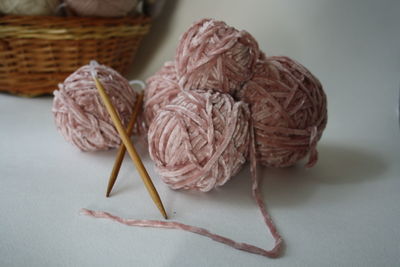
[52,63,137,152]
[148,89,250,192]
[144,61,181,128]
[175,18,261,95]
[238,56,328,168]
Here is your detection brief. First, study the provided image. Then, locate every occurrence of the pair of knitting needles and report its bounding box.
[92,73,167,219]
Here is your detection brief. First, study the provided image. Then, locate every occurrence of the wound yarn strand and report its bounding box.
[53,62,137,151]
[143,61,181,128]
[237,56,327,168]
[148,90,250,192]
[175,18,261,95]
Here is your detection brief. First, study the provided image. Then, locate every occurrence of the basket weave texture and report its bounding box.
[0,15,151,96]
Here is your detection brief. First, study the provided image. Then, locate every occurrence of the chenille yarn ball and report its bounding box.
[52,63,137,152]
[175,18,261,95]
[148,90,250,192]
[144,61,181,128]
[238,56,327,168]
[0,0,60,15]
[65,0,137,17]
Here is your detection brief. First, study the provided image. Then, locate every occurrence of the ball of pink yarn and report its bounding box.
[52,63,137,152]
[175,18,261,95]
[148,89,250,192]
[238,56,327,168]
[65,0,137,17]
[144,61,181,128]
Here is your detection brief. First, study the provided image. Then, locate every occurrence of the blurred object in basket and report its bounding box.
[0,0,60,16]
[64,0,138,18]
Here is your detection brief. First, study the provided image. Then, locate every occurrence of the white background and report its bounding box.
[1,0,400,266]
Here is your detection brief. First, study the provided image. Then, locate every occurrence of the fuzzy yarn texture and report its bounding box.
[144,61,180,128]
[148,89,250,192]
[81,122,284,258]
[65,0,137,17]
[0,0,60,15]
[175,18,261,95]
[237,56,327,168]
[52,63,137,152]
[82,90,282,258]
[80,18,328,259]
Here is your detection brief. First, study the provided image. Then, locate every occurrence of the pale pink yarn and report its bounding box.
[78,19,331,259]
[143,61,181,128]
[238,56,327,168]
[81,112,284,258]
[175,18,261,95]
[65,0,137,17]
[148,90,250,192]
[81,114,283,258]
[52,63,137,152]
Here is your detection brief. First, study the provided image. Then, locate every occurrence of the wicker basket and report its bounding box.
[0,15,151,96]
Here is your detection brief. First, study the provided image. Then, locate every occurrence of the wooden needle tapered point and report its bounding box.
[106,92,143,197]
[93,75,167,219]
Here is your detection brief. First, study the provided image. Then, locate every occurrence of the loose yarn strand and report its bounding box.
[80,205,281,258]
[249,119,283,254]
[80,121,283,258]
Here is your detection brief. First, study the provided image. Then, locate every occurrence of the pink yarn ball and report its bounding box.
[65,0,137,17]
[175,18,261,95]
[148,90,250,192]
[52,63,137,152]
[144,61,181,128]
[238,56,327,168]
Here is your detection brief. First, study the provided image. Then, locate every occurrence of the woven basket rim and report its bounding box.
[0,14,151,24]
[0,15,151,40]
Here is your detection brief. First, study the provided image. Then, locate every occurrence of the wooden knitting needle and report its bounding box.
[106,92,143,197]
[93,74,167,219]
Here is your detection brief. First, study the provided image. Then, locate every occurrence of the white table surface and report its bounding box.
[1,0,400,266]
